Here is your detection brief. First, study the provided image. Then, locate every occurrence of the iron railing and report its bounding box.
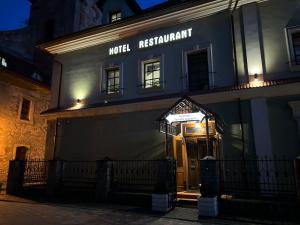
[62,161,97,182]
[217,157,297,198]
[111,160,176,194]
[23,160,48,186]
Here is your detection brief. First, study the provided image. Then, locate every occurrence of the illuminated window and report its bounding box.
[110,11,122,23]
[143,61,161,89]
[292,33,300,65]
[20,98,31,121]
[106,68,120,94]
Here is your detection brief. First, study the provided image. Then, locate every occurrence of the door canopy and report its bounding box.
[157,96,225,136]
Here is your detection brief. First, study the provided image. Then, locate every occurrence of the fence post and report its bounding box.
[47,160,63,197]
[95,160,112,202]
[200,156,219,196]
[198,156,219,217]
[294,156,300,199]
[6,160,25,195]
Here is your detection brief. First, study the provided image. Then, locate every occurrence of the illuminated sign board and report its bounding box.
[0,57,7,67]
[109,44,131,56]
[139,28,192,49]
[108,28,193,55]
[166,112,205,123]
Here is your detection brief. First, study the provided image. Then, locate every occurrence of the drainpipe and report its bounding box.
[230,0,246,158]
[53,63,63,159]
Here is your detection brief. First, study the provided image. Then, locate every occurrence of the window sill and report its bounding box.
[18,118,34,125]
[100,92,123,99]
[138,86,165,94]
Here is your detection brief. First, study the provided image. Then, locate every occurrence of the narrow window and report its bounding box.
[15,146,28,160]
[143,61,160,89]
[20,98,31,121]
[106,68,120,94]
[292,32,300,65]
[187,49,209,91]
[110,11,122,23]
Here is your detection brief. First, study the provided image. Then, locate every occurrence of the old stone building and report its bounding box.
[0,51,50,193]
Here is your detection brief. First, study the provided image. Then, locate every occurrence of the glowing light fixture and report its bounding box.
[249,73,264,88]
[166,112,205,123]
[195,123,201,128]
[68,98,84,110]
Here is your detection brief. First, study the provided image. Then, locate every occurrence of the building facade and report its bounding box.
[40,0,300,193]
[0,51,50,193]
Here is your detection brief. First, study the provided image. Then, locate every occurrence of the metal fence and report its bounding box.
[111,160,176,193]
[23,160,48,186]
[60,161,97,192]
[218,157,297,198]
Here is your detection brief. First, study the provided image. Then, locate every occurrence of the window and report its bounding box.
[20,98,31,121]
[292,32,300,65]
[143,61,161,89]
[106,68,120,95]
[187,49,209,91]
[110,11,122,23]
[15,146,28,160]
[287,28,300,69]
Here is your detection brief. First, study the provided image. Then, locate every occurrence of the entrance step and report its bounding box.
[176,191,200,208]
[177,191,200,200]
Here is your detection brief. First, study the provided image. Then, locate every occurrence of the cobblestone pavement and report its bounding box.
[0,199,265,225]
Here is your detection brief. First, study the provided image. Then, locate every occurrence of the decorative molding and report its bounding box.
[42,81,300,120]
[40,0,268,54]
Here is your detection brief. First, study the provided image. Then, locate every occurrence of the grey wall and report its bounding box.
[57,11,234,108]
[267,96,300,159]
[257,0,300,80]
[55,109,166,160]
[54,100,257,161]
[209,100,256,159]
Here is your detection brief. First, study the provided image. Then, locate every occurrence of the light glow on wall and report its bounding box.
[69,99,84,110]
[248,66,263,77]
[70,74,95,103]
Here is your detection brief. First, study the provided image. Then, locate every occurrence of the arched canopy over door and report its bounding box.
[157,96,225,136]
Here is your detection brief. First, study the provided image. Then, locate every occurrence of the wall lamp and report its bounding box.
[249,73,264,88]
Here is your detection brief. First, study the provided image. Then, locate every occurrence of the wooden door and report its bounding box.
[175,139,185,191]
[186,139,200,190]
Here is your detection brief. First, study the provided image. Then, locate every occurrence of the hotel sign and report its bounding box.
[0,57,7,68]
[166,112,205,123]
[109,28,193,56]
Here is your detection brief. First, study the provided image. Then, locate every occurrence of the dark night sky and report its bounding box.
[0,0,167,31]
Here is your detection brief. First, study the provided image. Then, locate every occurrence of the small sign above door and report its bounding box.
[166,112,205,123]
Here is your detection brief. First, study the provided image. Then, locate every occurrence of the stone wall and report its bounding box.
[0,79,50,188]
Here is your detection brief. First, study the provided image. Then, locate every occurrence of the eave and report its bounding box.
[0,68,50,95]
[39,0,266,55]
[41,80,300,120]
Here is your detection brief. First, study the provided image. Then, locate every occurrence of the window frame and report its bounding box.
[143,60,161,89]
[13,144,30,161]
[101,63,123,98]
[182,44,214,92]
[286,26,300,71]
[18,95,34,123]
[109,10,122,23]
[139,55,165,93]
